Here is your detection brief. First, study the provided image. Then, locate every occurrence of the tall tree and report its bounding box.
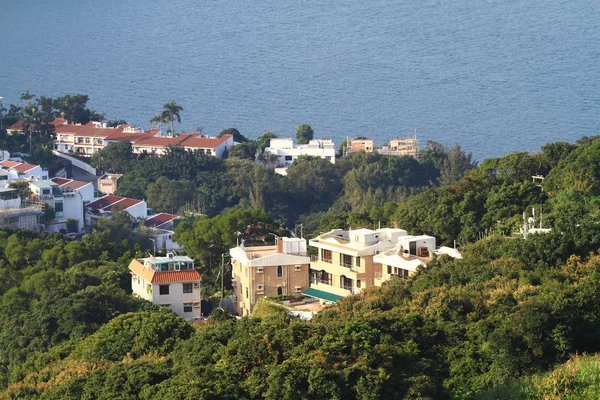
[20,91,35,106]
[21,104,41,154]
[160,101,183,136]
[296,124,314,144]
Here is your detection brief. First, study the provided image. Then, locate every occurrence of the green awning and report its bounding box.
[303,287,344,302]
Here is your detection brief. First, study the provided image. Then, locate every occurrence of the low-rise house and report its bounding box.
[28,179,85,232]
[265,138,336,175]
[128,254,202,319]
[0,187,43,230]
[373,235,436,286]
[230,237,310,316]
[85,195,147,224]
[144,213,183,252]
[378,137,420,159]
[307,228,408,302]
[51,177,95,203]
[349,138,375,152]
[0,160,48,180]
[7,118,68,135]
[97,173,122,195]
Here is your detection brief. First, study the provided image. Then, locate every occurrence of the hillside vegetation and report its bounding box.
[1,136,600,398]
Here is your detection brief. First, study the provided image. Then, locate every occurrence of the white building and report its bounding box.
[85,195,148,225]
[373,234,436,286]
[0,160,48,181]
[0,187,43,230]
[265,138,336,175]
[28,179,85,232]
[144,213,182,252]
[51,177,95,203]
[128,254,202,319]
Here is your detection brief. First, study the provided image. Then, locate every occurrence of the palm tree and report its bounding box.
[21,104,41,155]
[150,113,162,129]
[160,101,183,136]
[20,91,35,106]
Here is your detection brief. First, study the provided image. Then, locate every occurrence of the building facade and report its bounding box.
[265,138,336,175]
[230,237,310,316]
[129,254,202,319]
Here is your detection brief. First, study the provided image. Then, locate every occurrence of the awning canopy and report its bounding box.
[303,287,344,303]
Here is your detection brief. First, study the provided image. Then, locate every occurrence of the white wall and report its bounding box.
[151,281,201,318]
[126,201,148,219]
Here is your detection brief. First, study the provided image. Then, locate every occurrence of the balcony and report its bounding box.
[340,284,353,291]
[339,261,355,271]
[310,255,319,262]
[311,278,332,286]
[374,272,383,279]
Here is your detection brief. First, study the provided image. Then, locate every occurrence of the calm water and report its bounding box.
[0,0,598,160]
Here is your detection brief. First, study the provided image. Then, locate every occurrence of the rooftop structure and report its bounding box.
[97,173,122,195]
[129,254,202,319]
[378,136,420,159]
[85,195,147,223]
[349,138,375,153]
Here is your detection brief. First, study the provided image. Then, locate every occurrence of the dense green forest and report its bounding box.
[3,95,600,398]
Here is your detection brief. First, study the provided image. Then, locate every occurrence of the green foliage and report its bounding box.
[296,124,314,144]
[219,128,248,143]
[90,141,134,173]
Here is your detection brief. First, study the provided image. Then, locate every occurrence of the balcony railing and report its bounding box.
[310,255,332,264]
[340,284,353,291]
[310,255,319,262]
[311,278,332,286]
[339,261,355,271]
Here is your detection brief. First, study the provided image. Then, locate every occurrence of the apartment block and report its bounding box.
[230,237,310,316]
[129,254,202,319]
[265,138,336,175]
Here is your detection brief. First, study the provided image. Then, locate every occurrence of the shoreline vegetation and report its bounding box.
[1,92,600,398]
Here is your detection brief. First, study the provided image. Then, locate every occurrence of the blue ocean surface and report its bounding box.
[0,0,598,161]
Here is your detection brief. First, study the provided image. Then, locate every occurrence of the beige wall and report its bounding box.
[309,248,377,295]
[232,259,309,316]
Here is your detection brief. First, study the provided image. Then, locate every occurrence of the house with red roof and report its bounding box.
[144,213,183,251]
[0,160,48,181]
[50,177,95,203]
[129,254,202,319]
[85,194,147,224]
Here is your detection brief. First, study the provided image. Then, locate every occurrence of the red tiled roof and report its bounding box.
[51,177,90,190]
[146,213,180,228]
[128,259,201,283]
[72,121,126,138]
[0,160,21,168]
[183,134,232,149]
[151,270,201,283]
[132,133,193,147]
[0,160,38,173]
[87,195,120,209]
[56,124,84,134]
[105,197,142,211]
[9,118,69,132]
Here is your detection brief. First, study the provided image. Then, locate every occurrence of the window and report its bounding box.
[277,265,283,278]
[245,266,248,277]
[321,249,332,263]
[183,283,193,294]
[357,280,361,288]
[183,303,193,313]
[193,282,200,289]
[257,267,264,273]
[294,265,302,271]
[285,155,293,161]
[245,287,248,298]
[356,256,361,267]
[55,201,63,212]
[257,284,264,291]
[295,286,302,293]
[84,138,91,144]
[325,156,332,161]
[387,265,392,274]
[159,285,169,295]
[277,287,283,296]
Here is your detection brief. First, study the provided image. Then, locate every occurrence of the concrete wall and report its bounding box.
[52,151,98,175]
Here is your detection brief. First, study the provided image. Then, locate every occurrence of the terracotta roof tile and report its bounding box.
[51,177,90,190]
[146,213,180,228]
[128,259,202,283]
[0,160,39,173]
[151,270,202,283]
[183,134,232,149]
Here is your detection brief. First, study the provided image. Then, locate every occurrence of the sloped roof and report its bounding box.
[8,118,68,132]
[146,213,180,228]
[183,134,232,149]
[86,195,142,211]
[0,160,39,173]
[51,177,90,190]
[128,259,202,283]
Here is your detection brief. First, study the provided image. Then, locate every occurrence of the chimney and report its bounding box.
[277,238,283,253]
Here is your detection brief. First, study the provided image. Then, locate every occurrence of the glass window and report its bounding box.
[245,286,248,298]
[277,265,283,278]
[159,285,169,295]
[387,265,392,274]
[277,287,283,296]
[321,249,332,263]
[55,201,63,212]
[183,303,193,313]
[183,283,193,294]
[356,256,361,267]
